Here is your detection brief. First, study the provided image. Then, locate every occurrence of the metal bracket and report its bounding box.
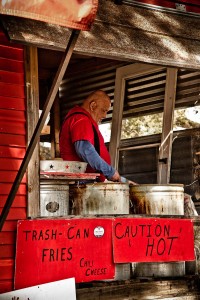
[175,3,186,12]
[159,158,168,164]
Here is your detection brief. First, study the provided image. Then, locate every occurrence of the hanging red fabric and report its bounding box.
[0,0,98,31]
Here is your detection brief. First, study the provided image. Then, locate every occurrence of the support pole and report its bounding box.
[0,29,80,231]
[157,67,178,184]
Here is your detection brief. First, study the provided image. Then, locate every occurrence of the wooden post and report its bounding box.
[109,67,126,168]
[25,46,40,217]
[157,68,178,184]
[50,93,60,158]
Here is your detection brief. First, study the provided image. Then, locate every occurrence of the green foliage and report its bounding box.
[121,113,163,139]
[121,107,200,139]
[174,108,200,129]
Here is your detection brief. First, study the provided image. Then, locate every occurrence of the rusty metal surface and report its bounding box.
[132,261,186,278]
[69,182,130,215]
[130,183,185,278]
[69,181,131,281]
[130,184,184,215]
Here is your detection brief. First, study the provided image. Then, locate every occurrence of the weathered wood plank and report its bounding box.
[0,83,25,98]
[52,94,60,158]
[0,57,24,73]
[0,133,26,147]
[0,95,25,110]
[0,183,26,195]
[0,44,24,60]
[0,245,14,258]
[0,259,14,280]
[0,195,26,207]
[25,46,40,218]
[0,220,17,232]
[0,279,13,293]
[76,278,200,300]
[157,68,178,184]
[0,208,26,221]
[0,232,16,244]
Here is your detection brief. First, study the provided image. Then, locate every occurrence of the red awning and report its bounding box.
[0,0,98,30]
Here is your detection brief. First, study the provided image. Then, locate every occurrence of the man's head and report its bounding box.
[82,90,111,123]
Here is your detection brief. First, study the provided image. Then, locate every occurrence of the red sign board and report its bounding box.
[15,218,114,290]
[113,218,195,263]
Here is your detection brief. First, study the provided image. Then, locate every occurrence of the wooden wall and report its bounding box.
[0,30,27,293]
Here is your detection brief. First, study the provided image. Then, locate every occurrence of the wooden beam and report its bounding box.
[50,94,60,158]
[157,67,178,184]
[109,67,126,168]
[25,46,40,218]
[53,94,61,158]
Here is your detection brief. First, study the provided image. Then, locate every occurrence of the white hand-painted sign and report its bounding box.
[0,277,76,300]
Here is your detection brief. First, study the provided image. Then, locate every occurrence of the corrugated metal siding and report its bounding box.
[124,68,200,118]
[0,30,26,293]
[60,65,200,121]
[59,61,126,123]
[124,68,166,118]
[176,69,200,108]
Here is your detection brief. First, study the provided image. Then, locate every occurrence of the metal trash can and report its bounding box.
[130,184,185,278]
[69,182,130,280]
[130,184,184,216]
[69,182,129,215]
[40,179,69,217]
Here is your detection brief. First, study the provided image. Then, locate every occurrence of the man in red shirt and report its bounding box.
[59,90,135,183]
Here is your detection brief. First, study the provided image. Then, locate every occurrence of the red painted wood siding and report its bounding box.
[0,29,27,293]
[135,0,200,13]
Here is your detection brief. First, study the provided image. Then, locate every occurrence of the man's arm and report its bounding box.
[75,140,138,184]
[74,140,116,180]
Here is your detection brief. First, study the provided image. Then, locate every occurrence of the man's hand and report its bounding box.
[120,176,138,185]
[127,180,138,186]
[110,170,121,182]
[110,172,139,185]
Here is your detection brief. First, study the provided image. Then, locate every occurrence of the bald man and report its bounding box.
[59,90,124,182]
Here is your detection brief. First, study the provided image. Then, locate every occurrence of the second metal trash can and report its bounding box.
[130,184,185,278]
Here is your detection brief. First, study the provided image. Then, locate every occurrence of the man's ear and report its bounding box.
[90,101,97,111]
